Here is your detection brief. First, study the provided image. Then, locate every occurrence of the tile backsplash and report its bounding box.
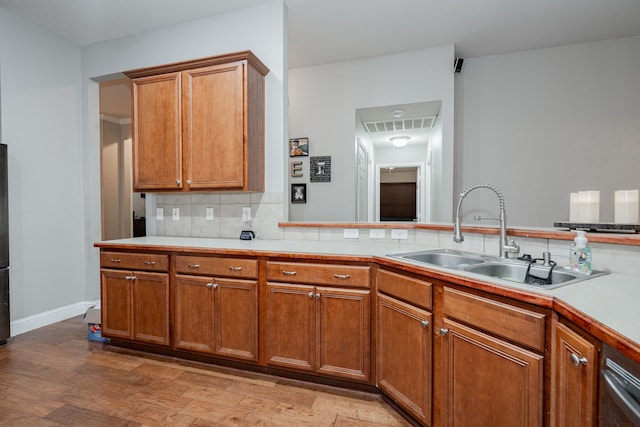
[145,195,640,277]
[148,192,284,240]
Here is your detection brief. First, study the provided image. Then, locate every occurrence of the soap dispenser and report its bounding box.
[570,230,592,274]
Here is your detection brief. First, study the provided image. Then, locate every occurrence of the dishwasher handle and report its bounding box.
[602,369,640,425]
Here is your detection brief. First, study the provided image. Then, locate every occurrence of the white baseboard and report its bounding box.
[10,300,100,336]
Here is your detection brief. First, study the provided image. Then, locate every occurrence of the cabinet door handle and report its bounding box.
[186,180,191,186]
[125,275,136,281]
[282,270,297,276]
[439,328,449,336]
[110,259,122,263]
[570,353,588,367]
[188,264,200,269]
[143,261,156,265]
[206,283,213,288]
[421,320,429,328]
[228,266,242,272]
[213,283,219,289]
[333,274,350,280]
[315,293,320,299]
[176,179,181,186]
[307,291,314,298]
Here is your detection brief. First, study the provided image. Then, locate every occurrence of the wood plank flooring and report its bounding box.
[0,317,412,426]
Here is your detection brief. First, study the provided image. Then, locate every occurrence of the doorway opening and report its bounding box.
[99,78,145,240]
[377,165,422,222]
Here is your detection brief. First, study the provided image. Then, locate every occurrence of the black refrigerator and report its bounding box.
[0,144,8,344]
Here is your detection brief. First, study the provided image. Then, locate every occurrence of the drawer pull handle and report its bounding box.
[143,261,156,265]
[282,270,297,276]
[188,264,200,269]
[333,274,350,280]
[570,353,588,367]
[421,320,429,328]
[125,275,136,281]
[110,259,122,263]
[229,266,242,271]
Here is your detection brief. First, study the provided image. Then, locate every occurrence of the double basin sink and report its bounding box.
[388,249,607,289]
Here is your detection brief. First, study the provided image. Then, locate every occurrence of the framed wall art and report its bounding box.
[291,183,307,203]
[289,138,309,157]
[310,156,331,182]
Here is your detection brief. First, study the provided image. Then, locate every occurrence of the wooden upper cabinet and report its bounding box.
[125,51,269,192]
[131,72,182,190]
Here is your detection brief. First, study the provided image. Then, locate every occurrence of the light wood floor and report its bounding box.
[0,317,412,426]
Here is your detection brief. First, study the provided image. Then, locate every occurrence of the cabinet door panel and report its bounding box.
[442,318,543,427]
[377,294,431,425]
[214,278,258,362]
[132,73,182,190]
[174,274,214,353]
[316,287,371,381]
[265,283,315,372]
[183,63,244,189]
[100,269,132,339]
[133,272,169,346]
[551,321,597,427]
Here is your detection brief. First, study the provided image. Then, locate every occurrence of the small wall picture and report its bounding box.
[289,138,309,157]
[310,156,331,182]
[291,183,307,203]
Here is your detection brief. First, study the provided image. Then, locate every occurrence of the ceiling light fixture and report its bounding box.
[390,135,410,148]
[391,109,404,118]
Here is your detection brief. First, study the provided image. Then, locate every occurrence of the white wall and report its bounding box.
[81,1,287,301]
[288,46,455,222]
[456,35,640,227]
[0,8,85,324]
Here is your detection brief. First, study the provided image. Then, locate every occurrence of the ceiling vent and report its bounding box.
[363,116,436,133]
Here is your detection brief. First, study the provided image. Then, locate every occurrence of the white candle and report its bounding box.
[615,190,639,224]
[569,192,579,222]
[578,191,600,223]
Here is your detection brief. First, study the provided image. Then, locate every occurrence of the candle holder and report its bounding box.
[615,190,639,224]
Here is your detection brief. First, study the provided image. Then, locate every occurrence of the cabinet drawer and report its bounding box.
[176,255,257,279]
[377,269,432,310]
[267,262,370,288]
[100,251,169,272]
[443,287,546,352]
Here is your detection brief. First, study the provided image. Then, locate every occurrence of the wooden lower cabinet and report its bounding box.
[377,293,432,426]
[265,282,371,382]
[551,319,598,427]
[174,274,258,362]
[101,269,170,346]
[440,318,544,426]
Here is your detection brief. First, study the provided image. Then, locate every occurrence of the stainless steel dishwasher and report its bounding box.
[601,344,640,426]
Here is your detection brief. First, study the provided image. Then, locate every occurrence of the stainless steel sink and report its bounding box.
[388,249,608,289]
[464,261,583,287]
[389,249,485,269]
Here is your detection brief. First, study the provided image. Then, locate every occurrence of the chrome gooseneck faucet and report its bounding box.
[453,184,520,259]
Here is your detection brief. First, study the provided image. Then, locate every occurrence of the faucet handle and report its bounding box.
[504,240,520,258]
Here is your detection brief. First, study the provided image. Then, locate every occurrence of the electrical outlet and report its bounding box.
[343,229,359,239]
[205,207,214,221]
[369,229,385,239]
[156,208,164,221]
[242,207,251,222]
[172,208,180,221]
[391,229,408,240]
